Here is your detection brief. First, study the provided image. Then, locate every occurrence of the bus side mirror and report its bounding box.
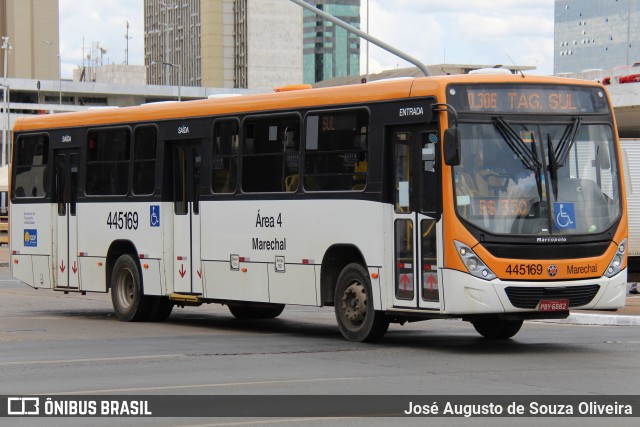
[443,128,461,166]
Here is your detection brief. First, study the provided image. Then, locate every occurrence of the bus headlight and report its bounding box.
[454,241,496,281]
[604,239,627,278]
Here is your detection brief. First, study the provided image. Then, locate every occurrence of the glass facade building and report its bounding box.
[554,0,640,73]
[303,0,361,84]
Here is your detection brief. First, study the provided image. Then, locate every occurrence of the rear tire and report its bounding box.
[334,263,389,342]
[110,254,150,322]
[472,317,523,339]
[228,303,285,319]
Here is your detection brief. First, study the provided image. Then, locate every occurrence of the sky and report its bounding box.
[58,0,556,80]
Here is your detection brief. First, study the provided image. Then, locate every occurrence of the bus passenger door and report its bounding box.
[391,127,442,310]
[54,149,80,289]
[170,141,203,295]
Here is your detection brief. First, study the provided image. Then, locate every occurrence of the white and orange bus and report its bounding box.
[9,73,628,341]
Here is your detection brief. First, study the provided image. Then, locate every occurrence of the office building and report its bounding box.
[0,0,60,80]
[554,0,640,73]
[303,0,360,84]
[144,0,303,90]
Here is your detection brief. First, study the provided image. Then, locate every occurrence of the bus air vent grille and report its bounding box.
[505,285,601,309]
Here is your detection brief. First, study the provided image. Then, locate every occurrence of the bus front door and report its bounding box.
[54,149,80,289]
[391,126,442,311]
[170,141,203,295]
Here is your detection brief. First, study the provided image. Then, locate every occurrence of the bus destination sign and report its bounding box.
[448,84,608,114]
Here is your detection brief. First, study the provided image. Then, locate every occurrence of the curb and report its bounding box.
[533,312,640,326]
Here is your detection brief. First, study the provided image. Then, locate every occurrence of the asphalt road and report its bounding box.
[1,270,639,427]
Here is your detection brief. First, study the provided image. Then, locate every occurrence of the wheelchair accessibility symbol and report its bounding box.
[150,205,160,227]
[554,202,576,230]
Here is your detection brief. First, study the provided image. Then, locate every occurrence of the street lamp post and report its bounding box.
[159,1,177,85]
[44,40,62,105]
[58,54,62,105]
[175,64,181,101]
[366,0,369,82]
[0,82,7,216]
[0,83,8,168]
[2,36,12,167]
[1,36,11,217]
[151,60,181,101]
[44,40,53,79]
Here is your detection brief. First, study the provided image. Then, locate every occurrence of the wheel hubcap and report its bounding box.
[116,268,134,309]
[341,281,367,326]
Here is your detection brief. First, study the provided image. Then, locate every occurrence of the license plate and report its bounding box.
[538,299,569,312]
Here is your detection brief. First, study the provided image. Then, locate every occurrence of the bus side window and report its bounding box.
[242,116,300,193]
[212,119,239,194]
[12,134,49,199]
[56,154,66,215]
[133,126,157,195]
[394,141,411,212]
[304,110,369,192]
[86,128,131,196]
[421,131,439,214]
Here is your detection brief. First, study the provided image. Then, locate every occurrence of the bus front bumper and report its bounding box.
[440,268,628,316]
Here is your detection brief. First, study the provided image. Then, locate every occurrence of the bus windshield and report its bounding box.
[453,120,621,236]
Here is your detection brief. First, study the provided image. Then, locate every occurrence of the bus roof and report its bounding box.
[12,74,604,132]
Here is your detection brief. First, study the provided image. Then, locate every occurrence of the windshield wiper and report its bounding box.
[546,117,582,201]
[493,116,545,202]
[547,134,559,200]
[493,116,542,172]
[554,117,582,166]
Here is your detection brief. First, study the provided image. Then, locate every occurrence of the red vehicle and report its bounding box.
[619,74,640,84]
[602,62,640,85]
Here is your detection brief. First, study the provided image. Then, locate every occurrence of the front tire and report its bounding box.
[472,317,523,339]
[334,263,389,342]
[110,254,150,322]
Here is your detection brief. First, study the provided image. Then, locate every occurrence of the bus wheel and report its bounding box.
[334,263,389,342]
[228,303,285,319]
[472,317,523,339]
[110,254,148,322]
[148,297,174,322]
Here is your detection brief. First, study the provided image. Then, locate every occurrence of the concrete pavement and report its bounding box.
[563,284,640,326]
[1,243,638,326]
